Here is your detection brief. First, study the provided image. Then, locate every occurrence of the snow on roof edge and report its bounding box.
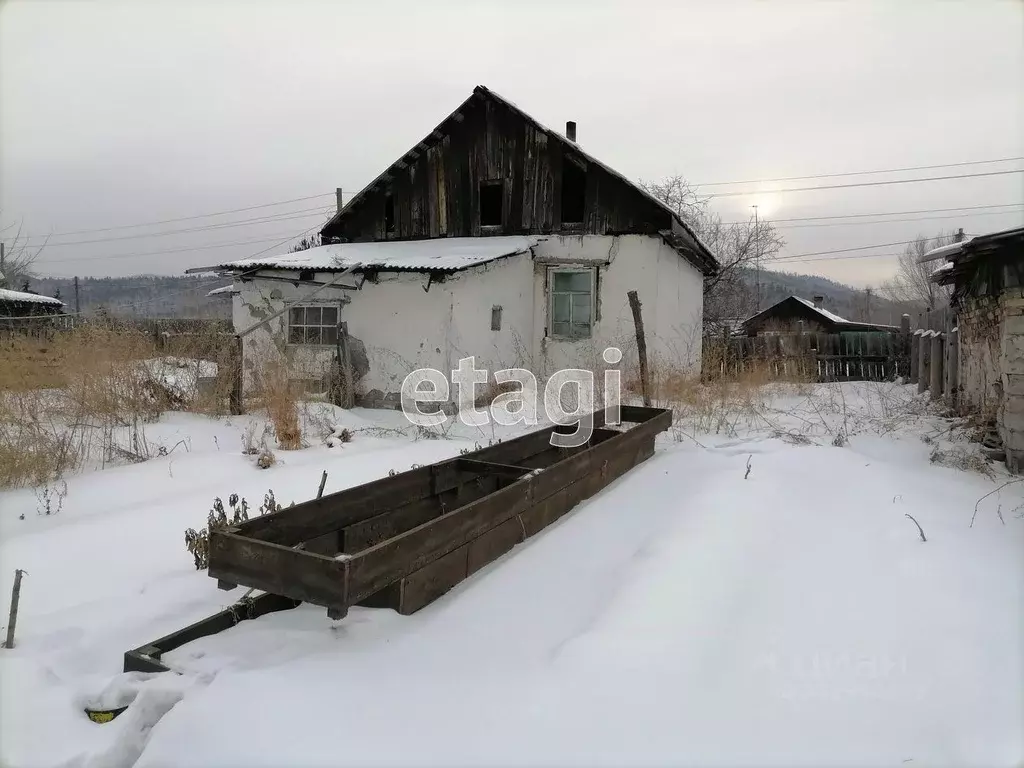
[919,240,969,263]
[743,295,899,331]
[0,287,65,306]
[214,236,543,274]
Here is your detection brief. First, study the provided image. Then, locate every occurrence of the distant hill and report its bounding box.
[25,275,232,319]
[749,268,921,326]
[24,268,922,325]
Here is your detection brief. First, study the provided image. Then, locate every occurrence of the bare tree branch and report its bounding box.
[0,217,50,290]
[641,175,785,332]
[881,232,955,311]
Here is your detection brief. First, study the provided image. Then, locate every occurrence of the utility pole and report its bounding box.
[752,205,760,312]
[0,242,5,286]
[73,276,81,315]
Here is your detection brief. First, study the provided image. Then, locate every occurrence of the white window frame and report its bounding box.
[547,266,596,340]
[287,302,341,347]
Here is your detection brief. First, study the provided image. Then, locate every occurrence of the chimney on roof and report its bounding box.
[812,295,825,307]
[955,227,964,242]
[336,187,344,214]
[566,121,577,142]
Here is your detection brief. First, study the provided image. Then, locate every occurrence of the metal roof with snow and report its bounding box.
[0,287,65,307]
[929,225,1024,290]
[918,239,972,264]
[741,295,899,334]
[196,236,543,275]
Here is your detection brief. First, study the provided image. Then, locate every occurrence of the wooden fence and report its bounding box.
[908,306,959,407]
[704,329,913,382]
[705,306,963,403]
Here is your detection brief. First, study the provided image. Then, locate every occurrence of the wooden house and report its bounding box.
[0,287,64,315]
[926,225,1024,472]
[740,295,899,337]
[193,85,720,404]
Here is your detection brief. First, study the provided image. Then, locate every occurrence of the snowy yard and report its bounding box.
[1,383,1022,768]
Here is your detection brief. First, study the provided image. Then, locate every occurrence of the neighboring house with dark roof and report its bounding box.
[740,295,899,337]
[191,85,719,403]
[0,285,65,319]
[924,225,1024,472]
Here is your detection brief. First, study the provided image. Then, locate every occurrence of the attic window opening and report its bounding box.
[384,193,395,233]
[561,158,586,225]
[479,181,503,227]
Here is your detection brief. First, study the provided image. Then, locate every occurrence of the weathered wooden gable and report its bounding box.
[321,88,673,244]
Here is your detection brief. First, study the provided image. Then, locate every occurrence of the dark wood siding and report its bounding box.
[322,95,672,243]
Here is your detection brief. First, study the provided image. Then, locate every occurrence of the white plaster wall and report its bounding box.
[231,235,704,405]
[530,235,704,380]
[233,254,534,399]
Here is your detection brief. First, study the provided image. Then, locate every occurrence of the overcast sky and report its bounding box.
[2,0,1022,288]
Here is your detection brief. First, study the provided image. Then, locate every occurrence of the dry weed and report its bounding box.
[929,444,996,478]
[0,319,235,488]
[250,360,302,450]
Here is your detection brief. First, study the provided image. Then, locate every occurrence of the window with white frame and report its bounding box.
[288,304,339,345]
[549,268,594,339]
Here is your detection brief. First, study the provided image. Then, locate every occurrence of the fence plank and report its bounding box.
[704,330,909,384]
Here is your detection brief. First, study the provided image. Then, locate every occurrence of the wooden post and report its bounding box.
[929,332,944,400]
[3,569,26,650]
[230,335,244,415]
[337,321,354,409]
[910,330,920,384]
[945,327,959,409]
[627,290,651,406]
[317,471,328,499]
[917,332,931,394]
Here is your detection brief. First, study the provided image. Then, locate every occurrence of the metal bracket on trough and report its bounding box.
[123,592,301,674]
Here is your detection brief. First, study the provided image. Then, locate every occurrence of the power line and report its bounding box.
[772,250,905,265]
[8,192,338,238]
[771,208,1024,230]
[228,222,324,265]
[36,232,313,265]
[773,237,921,261]
[722,201,1024,225]
[706,168,1024,198]
[24,206,334,247]
[695,156,1024,187]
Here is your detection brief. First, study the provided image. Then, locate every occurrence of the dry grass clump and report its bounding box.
[0,319,235,488]
[623,354,802,437]
[251,360,302,450]
[474,376,522,409]
[929,444,996,477]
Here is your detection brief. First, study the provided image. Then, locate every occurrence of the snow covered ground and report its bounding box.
[1,383,1022,768]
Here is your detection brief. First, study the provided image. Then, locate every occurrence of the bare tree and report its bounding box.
[641,174,785,332]
[855,285,874,322]
[291,234,322,253]
[0,219,48,290]
[882,232,955,311]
